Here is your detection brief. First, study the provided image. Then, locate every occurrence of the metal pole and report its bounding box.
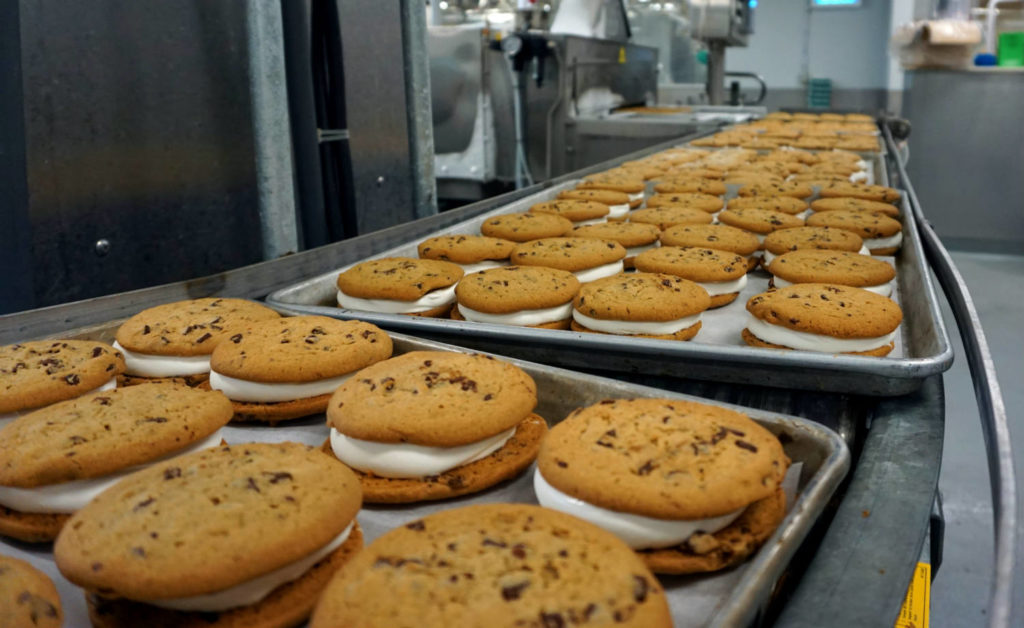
[401,0,439,219]
[706,40,726,105]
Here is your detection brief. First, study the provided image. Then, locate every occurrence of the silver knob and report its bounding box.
[94,239,111,257]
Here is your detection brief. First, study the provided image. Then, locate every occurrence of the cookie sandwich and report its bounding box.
[762,225,869,266]
[453,266,580,329]
[727,194,809,216]
[113,298,279,386]
[571,273,710,340]
[653,178,727,196]
[818,182,900,203]
[744,284,903,356]
[806,210,903,255]
[629,206,713,231]
[0,555,62,627]
[336,258,464,317]
[209,317,393,423]
[735,180,814,200]
[535,398,790,574]
[311,503,671,628]
[810,196,901,218]
[556,189,632,221]
[634,247,748,308]
[659,224,761,271]
[718,208,804,245]
[1,340,124,426]
[0,383,232,542]
[325,351,547,503]
[645,192,724,213]
[571,221,661,269]
[509,237,626,283]
[480,212,573,243]
[768,250,896,297]
[54,442,362,627]
[418,235,516,274]
[529,200,609,226]
[578,175,646,208]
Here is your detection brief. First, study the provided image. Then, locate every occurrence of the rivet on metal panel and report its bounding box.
[376,176,385,187]
[94,239,111,257]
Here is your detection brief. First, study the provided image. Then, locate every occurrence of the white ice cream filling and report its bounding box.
[572,310,702,336]
[624,242,660,257]
[746,314,896,353]
[0,428,225,514]
[607,204,631,219]
[458,260,507,274]
[865,231,903,251]
[697,273,748,297]
[336,283,457,314]
[146,521,355,612]
[772,275,893,297]
[329,427,516,478]
[0,378,116,427]
[209,371,353,403]
[533,470,743,549]
[628,192,645,203]
[573,260,625,283]
[113,341,211,378]
[458,302,573,327]
[574,217,608,227]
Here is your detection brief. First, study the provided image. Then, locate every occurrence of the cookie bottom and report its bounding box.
[404,303,454,318]
[708,292,739,309]
[324,414,548,504]
[741,328,894,357]
[229,393,333,425]
[869,246,899,256]
[569,320,702,341]
[119,373,210,388]
[450,307,571,330]
[745,256,759,272]
[85,523,364,628]
[0,506,70,543]
[639,488,786,574]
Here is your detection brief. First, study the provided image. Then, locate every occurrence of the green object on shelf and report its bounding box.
[806,78,832,109]
[998,32,1024,67]
[697,49,708,65]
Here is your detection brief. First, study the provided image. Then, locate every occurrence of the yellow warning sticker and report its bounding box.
[895,562,930,628]
[618,47,626,64]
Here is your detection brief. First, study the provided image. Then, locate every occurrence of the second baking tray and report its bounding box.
[4,329,849,627]
[266,178,952,396]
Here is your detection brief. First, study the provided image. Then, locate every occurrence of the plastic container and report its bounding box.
[998,32,1024,66]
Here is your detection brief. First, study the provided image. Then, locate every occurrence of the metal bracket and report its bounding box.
[317,128,349,143]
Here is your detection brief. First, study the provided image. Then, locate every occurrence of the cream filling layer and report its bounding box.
[458,260,507,274]
[572,310,701,336]
[573,260,625,283]
[746,314,896,353]
[0,378,116,426]
[763,244,871,267]
[209,371,353,403]
[533,470,743,549]
[697,273,747,297]
[607,204,631,219]
[772,276,893,297]
[329,427,516,478]
[624,242,660,257]
[336,284,457,314]
[865,231,903,250]
[458,302,573,327]
[0,429,225,514]
[146,521,354,612]
[575,217,608,227]
[113,341,210,378]
[628,192,645,203]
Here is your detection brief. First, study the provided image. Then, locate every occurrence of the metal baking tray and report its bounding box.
[266,175,952,396]
[0,329,850,628]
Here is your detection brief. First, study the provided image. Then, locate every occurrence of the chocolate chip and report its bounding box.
[637,460,656,476]
[405,520,425,531]
[710,426,729,445]
[132,546,146,557]
[91,347,104,358]
[163,467,181,480]
[142,325,151,335]
[423,360,433,367]
[68,435,87,445]
[91,562,103,571]
[735,440,758,453]
[446,475,466,489]
[64,374,80,385]
[246,477,260,492]
[483,394,494,401]
[540,612,565,628]
[196,333,212,343]
[461,379,477,392]
[599,399,615,405]
[555,459,568,468]
[93,396,112,405]
[502,581,530,601]
[263,471,293,483]
[511,543,527,559]
[482,538,507,548]
[133,497,155,511]
[139,416,168,424]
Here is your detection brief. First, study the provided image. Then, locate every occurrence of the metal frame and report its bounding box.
[884,122,1017,628]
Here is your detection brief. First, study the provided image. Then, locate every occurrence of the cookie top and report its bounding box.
[309,503,671,628]
[480,212,574,242]
[571,221,661,247]
[417,235,516,264]
[578,176,645,194]
[574,273,710,321]
[719,208,805,234]
[510,238,625,272]
[747,283,903,337]
[209,317,393,383]
[810,197,901,218]
[528,200,610,222]
[735,180,814,199]
[0,555,62,628]
[455,266,580,313]
[763,226,865,255]
[722,173,784,186]
[115,298,280,357]
[726,195,808,215]
[54,442,361,600]
[556,189,631,206]
[653,179,727,196]
[629,207,714,230]
[659,224,760,256]
[337,258,464,301]
[818,182,901,203]
[806,210,902,238]
[0,383,232,487]
[0,341,125,414]
[538,398,788,519]
[769,250,896,286]
[633,247,747,283]
[645,193,723,212]
[664,166,724,180]
[327,351,536,446]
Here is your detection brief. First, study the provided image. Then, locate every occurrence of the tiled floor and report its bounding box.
[931,251,1024,627]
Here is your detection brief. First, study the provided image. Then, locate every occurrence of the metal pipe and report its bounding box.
[544,41,563,180]
[706,40,726,105]
[883,123,1017,628]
